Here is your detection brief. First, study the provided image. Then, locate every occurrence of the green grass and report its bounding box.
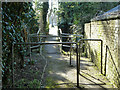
[15,79,41,88]
[45,77,60,88]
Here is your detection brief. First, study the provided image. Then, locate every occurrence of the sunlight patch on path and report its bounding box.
[43,36,114,88]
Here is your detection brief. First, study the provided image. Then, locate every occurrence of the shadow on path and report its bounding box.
[42,36,114,89]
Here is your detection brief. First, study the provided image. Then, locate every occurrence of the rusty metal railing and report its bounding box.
[29,33,83,66]
[76,39,103,88]
[59,33,83,66]
[12,33,104,88]
[12,41,77,88]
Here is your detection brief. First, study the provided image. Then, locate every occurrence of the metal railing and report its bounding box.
[28,33,84,87]
[61,33,83,37]
[12,41,77,88]
[76,39,103,88]
[29,33,83,66]
[12,33,104,88]
[59,33,83,66]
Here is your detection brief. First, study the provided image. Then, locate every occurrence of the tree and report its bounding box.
[2,2,39,87]
[58,2,119,35]
[33,1,49,34]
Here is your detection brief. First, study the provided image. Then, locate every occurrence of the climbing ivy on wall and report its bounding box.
[2,2,39,87]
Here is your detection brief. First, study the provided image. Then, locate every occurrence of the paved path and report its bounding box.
[49,26,58,36]
[43,36,114,89]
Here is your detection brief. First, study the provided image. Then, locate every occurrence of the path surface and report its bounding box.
[43,37,77,88]
[42,36,114,89]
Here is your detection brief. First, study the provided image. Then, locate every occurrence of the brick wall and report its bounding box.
[84,19,120,87]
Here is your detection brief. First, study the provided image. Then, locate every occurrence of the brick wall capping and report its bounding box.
[91,5,120,22]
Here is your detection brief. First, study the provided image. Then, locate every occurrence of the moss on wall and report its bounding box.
[84,19,120,87]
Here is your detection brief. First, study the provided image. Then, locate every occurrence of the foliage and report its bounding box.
[58,2,119,34]
[2,2,39,87]
[15,79,41,88]
[33,1,49,34]
[45,77,60,88]
[58,2,119,52]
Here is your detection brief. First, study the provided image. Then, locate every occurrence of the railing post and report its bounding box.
[101,40,103,74]
[76,36,77,43]
[76,43,79,88]
[104,45,107,76]
[40,37,42,55]
[70,44,72,66]
[79,41,81,76]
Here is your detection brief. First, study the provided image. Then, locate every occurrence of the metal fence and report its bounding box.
[12,34,79,88]
[12,33,103,88]
[76,39,103,88]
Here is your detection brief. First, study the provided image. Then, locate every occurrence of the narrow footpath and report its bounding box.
[42,36,114,89]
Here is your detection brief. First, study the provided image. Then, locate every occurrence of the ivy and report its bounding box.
[2,2,39,87]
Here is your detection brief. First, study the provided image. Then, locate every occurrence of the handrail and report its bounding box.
[29,35,73,38]
[13,33,86,88]
[61,33,83,37]
[13,42,76,45]
[13,33,104,88]
[76,38,103,88]
[78,39,102,42]
[12,41,78,88]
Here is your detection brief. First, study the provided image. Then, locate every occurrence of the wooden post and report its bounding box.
[40,37,42,55]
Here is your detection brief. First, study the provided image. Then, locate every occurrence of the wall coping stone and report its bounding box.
[91,5,120,21]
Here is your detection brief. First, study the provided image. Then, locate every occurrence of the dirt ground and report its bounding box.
[14,52,46,88]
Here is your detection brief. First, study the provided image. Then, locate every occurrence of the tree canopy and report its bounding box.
[58,2,119,34]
